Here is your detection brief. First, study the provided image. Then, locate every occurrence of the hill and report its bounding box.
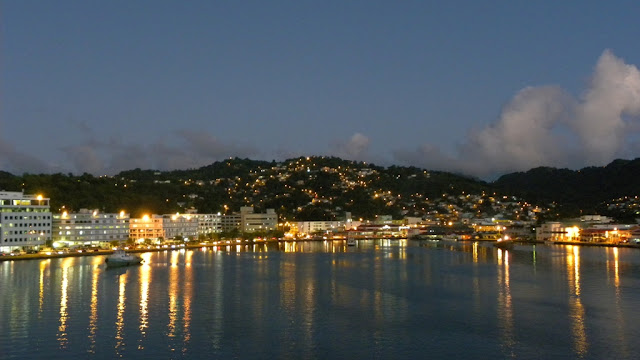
[2,156,639,222]
[0,157,489,220]
[492,158,640,219]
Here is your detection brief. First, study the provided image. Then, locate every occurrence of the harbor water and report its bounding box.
[1,240,639,359]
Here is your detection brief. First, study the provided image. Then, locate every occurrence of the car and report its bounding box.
[25,249,38,254]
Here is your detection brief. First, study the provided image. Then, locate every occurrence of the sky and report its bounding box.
[2,1,640,179]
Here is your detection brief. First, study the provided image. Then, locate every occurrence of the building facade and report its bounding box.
[0,191,52,251]
[162,214,198,240]
[192,213,223,234]
[52,209,130,247]
[221,207,278,233]
[241,207,277,233]
[130,215,164,241]
[295,221,345,235]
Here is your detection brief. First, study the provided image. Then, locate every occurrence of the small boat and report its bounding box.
[105,249,143,267]
[493,237,515,250]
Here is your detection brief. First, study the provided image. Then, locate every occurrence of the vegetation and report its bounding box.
[2,156,639,222]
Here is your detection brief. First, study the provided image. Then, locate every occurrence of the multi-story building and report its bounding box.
[295,221,345,235]
[52,209,130,247]
[130,215,164,241]
[221,207,277,233]
[536,222,568,242]
[162,214,198,240]
[221,213,242,233]
[192,213,223,234]
[241,207,277,233]
[130,213,199,242]
[0,191,52,252]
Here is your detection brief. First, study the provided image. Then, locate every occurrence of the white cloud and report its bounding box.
[331,133,371,160]
[395,50,640,178]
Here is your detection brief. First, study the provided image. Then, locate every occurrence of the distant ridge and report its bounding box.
[492,158,640,214]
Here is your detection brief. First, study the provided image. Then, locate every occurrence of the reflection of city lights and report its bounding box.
[88,257,101,353]
[497,246,514,353]
[168,252,179,338]
[115,272,128,355]
[139,260,151,344]
[57,258,73,348]
[472,242,478,263]
[183,251,193,351]
[39,260,50,314]
[566,246,587,356]
[613,247,620,289]
[573,246,581,296]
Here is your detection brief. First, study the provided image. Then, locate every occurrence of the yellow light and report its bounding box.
[37,195,43,201]
[142,215,150,221]
[119,210,125,218]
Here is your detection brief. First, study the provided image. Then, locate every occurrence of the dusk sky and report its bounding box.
[2,1,640,179]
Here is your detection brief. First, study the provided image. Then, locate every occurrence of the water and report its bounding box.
[1,240,639,359]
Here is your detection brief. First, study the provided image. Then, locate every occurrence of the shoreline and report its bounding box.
[3,237,640,262]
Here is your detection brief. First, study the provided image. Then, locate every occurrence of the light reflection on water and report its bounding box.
[87,257,101,353]
[0,241,640,359]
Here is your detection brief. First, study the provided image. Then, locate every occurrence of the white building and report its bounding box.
[536,222,573,242]
[130,214,199,242]
[162,214,198,240]
[296,221,345,235]
[52,209,130,247]
[0,191,52,252]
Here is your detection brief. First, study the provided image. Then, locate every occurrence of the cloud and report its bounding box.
[0,136,56,174]
[572,50,640,163]
[395,49,640,179]
[60,144,105,174]
[52,128,263,175]
[330,133,371,160]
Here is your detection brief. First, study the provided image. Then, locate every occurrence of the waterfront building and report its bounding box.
[52,209,129,248]
[162,214,198,240]
[536,222,574,242]
[221,213,242,233]
[221,207,277,233]
[348,224,408,239]
[130,215,164,241]
[536,221,634,244]
[240,207,277,233]
[192,213,223,234]
[0,191,52,252]
[295,221,345,236]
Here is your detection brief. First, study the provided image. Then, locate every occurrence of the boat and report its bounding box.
[105,249,143,267]
[493,236,515,250]
[347,233,356,246]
